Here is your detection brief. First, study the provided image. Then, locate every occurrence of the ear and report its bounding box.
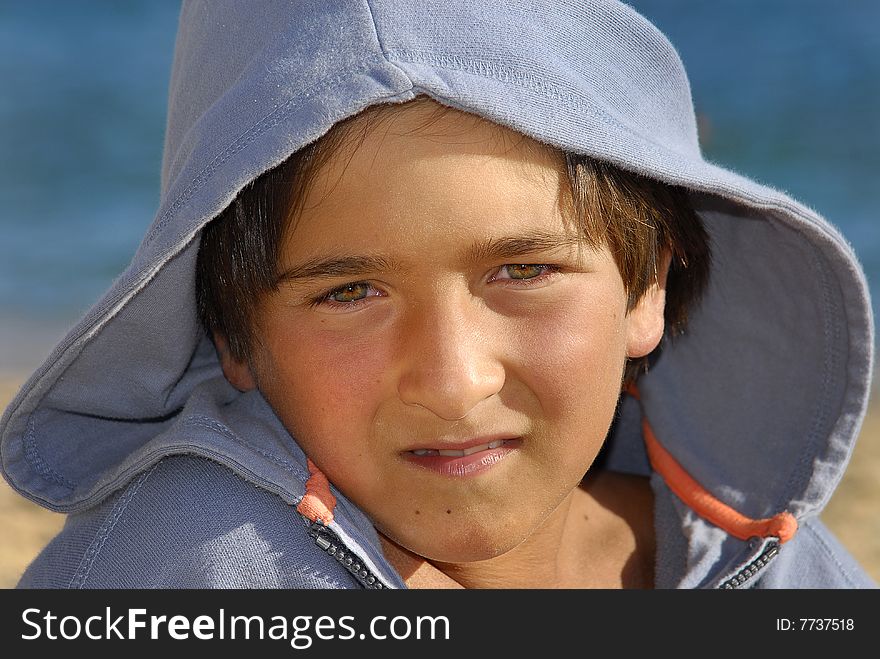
[212,332,257,391]
[625,249,672,359]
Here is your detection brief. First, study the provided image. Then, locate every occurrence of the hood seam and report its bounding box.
[24,414,74,491]
[385,48,693,161]
[183,415,310,482]
[779,240,839,513]
[69,463,159,588]
[800,518,860,588]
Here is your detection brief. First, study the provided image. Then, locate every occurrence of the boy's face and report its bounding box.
[224,100,666,563]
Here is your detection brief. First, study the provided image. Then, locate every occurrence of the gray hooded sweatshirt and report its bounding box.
[1,0,875,589]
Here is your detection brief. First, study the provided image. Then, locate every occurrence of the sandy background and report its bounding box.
[1,373,878,588]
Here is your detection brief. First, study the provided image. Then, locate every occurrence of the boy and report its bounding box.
[1,0,874,588]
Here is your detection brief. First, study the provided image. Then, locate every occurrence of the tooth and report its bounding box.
[438,449,465,457]
[488,440,502,449]
[413,449,430,456]
[462,443,489,456]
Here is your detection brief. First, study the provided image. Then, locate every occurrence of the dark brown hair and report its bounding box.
[196,101,710,385]
[563,155,710,382]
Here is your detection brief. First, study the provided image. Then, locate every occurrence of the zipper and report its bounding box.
[312,524,782,591]
[718,539,780,589]
[308,520,388,589]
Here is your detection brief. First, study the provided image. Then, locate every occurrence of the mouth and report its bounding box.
[409,438,515,457]
[404,437,522,478]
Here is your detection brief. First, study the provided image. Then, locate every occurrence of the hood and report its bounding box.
[1,0,873,570]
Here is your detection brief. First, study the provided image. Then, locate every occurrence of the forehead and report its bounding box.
[284,98,573,252]
[331,97,560,166]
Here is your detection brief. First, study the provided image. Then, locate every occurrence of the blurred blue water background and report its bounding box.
[0,0,878,373]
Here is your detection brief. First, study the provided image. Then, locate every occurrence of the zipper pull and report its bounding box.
[306,519,387,589]
[308,520,333,549]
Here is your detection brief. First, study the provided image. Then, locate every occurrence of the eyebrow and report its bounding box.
[276,230,585,284]
[276,255,399,284]
[462,231,584,264]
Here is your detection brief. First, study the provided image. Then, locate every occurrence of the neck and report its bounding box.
[379,470,655,589]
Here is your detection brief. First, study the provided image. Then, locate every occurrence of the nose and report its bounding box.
[396,291,505,421]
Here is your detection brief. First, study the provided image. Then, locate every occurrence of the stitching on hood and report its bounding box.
[25,414,74,490]
[779,241,839,511]
[183,415,309,479]
[68,463,159,588]
[384,49,688,160]
[389,50,619,126]
[801,518,859,588]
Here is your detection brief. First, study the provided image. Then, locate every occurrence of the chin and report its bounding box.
[403,520,528,564]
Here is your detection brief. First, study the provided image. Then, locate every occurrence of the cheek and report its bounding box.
[260,327,393,462]
[512,293,628,419]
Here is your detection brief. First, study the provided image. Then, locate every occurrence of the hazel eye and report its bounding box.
[499,264,547,280]
[487,263,562,289]
[328,282,372,303]
[309,281,385,310]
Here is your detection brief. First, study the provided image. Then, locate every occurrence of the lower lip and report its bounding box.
[404,439,522,478]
